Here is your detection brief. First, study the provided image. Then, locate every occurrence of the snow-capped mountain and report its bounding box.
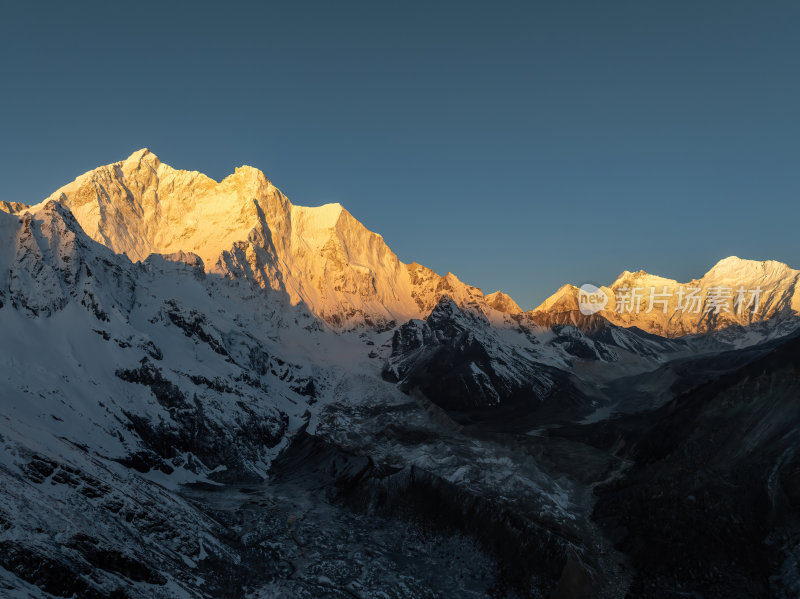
[532,257,800,339]
[0,199,324,480]
[7,149,521,331]
[0,192,603,598]
[2,149,800,598]
[7,149,798,342]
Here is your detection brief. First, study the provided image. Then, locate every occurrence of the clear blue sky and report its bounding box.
[1,1,798,309]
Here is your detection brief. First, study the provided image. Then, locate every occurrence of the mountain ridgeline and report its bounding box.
[6,148,799,336]
[0,149,799,599]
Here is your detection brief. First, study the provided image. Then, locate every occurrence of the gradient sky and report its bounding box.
[1,1,799,309]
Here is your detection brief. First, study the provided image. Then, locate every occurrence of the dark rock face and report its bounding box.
[568,332,800,598]
[161,299,229,356]
[115,359,288,482]
[269,432,587,598]
[68,534,168,585]
[0,541,122,599]
[386,298,560,411]
[383,298,689,426]
[549,324,618,361]
[529,309,611,333]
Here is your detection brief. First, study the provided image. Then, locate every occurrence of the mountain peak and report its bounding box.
[611,269,677,290]
[225,164,271,186]
[123,147,160,168]
[127,147,152,159]
[532,284,579,313]
[706,255,753,273]
[706,255,789,275]
[485,291,523,314]
[713,255,743,266]
[30,151,488,329]
[700,256,797,292]
[35,198,84,227]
